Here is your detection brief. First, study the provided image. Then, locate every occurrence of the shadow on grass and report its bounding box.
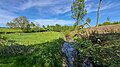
[0,38,64,67]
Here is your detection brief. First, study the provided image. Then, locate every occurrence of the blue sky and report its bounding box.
[0,0,120,27]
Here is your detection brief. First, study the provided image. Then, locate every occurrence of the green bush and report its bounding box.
[112,21,120,24]
[74,38,120,67]
[99,21,120,26]
[102,22,112,26]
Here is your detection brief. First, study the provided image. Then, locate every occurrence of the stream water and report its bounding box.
[62,42,78,67]
[62,42,93,67]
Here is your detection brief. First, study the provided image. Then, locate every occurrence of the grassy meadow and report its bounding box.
[2,32,64,45]
[0,28,22,33]
[0,28,65,67]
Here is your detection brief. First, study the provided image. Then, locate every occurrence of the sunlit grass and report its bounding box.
[0,28,21,32]
[3,32,64,45]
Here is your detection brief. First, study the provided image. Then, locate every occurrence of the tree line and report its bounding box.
[99,21,120,26]
[6,16,75,33]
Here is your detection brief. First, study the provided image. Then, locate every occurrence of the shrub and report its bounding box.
[113,21,120,24]
[102,22,111,26]
[74,38,120,67]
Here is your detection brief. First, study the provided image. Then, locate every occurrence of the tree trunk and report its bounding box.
[75,14,80,30]
[96,0,102,28]
[86,22,91,28]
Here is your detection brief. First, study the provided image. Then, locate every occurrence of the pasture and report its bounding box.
[0,28,21,33]
[0,29,64,67]
[2,31,64,45]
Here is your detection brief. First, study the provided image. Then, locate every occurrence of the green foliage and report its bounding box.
[6,22,17,28]
[22,24,31,33]
[99,21,120,26]
[73,22,78,28]
[0,35,7,45]
[64,30,71,37]
[30,22,35,27]
[102,22,111,25]
[86,18,91,23]
[6,16,75,33]
[6,16,30,33]
[62,25,74,32]
[0,35,15,46]
[0,38,64,67]
[74,38,120,67]
[107,16,110,21]
[0,35,7,40]
[54,24,62,32]
[41,24,74,32]
[85,18,91,27]
[112,21,120,24]
[13,16,29,29]
[71,0,87,26]
[42,25,46,29]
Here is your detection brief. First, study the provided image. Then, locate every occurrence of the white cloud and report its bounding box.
[85,0,120,13]
[0,9,16,27]
[0,9,15,19]
[34,19,75,26]
[20,0,74,15]
[49,0,73,15]
[20,0,57,10]
[48,5,71,15]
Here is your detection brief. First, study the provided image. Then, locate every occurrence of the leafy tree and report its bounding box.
[23,24,31,32]
[71,0,87,29]
[62,25,69,31]
[29,22,36,32]
[42,25,46,29]
[54,24,62,32]
[14,16,30,32]
[96,0,102,28]
[6,22,17,28]
[30,22,35,28]
[46,25,51,31]
[73,22,78,29]
[86,18,91,23]
[13,16,29,30]
[86,18,91,27]
[107,16,110,21]
[7,16,30,32]
[34,22,40,32]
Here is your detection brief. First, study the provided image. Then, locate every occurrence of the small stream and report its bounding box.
[62,42,93,67]
[62,42,78,67]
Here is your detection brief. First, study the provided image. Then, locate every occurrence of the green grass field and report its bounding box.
[0,28,21,33]
[0,38,64,67]
[2,32,64,45]
[0,31,64,67]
